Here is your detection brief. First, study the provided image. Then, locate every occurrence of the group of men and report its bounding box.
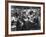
[11,10,40,31]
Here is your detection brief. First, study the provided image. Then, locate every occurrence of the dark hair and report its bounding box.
[29,11,33,15]
[13,12,19,17]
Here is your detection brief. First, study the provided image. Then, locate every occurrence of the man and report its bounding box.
[33,15,40,30]
[11,12,19,31]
